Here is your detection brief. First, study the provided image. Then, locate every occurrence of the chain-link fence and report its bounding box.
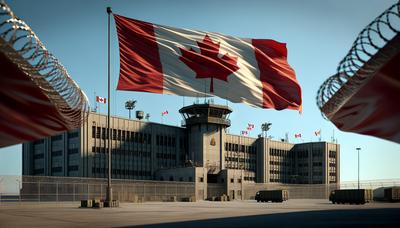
[0,175,194,203]
[1,176,399,202]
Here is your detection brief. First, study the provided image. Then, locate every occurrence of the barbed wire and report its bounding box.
[316,1,400,118]
[0,1,90,128]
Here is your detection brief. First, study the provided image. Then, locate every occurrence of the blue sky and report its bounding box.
[1,0,399,181]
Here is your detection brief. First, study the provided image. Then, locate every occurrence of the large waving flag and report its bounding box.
[114,14,302,110]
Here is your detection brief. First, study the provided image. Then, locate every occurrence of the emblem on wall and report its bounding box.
[210,138,216,146]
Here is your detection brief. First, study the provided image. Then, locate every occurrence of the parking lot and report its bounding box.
[0,199,399,227]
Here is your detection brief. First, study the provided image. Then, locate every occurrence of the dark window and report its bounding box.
[52,150,62,156]
[189,176,193,182]
[68,148,79,154]
[68,131,79,138]
[92,126,96,138]
[101,128,106,139]
[34,153,44,159]
[96,127,101,138]
[199,177,204,182]
[51,134,63,141]
[52,167,62,172]
[68,165,79,171]
[112,129,117,140]
[33,168,44,174]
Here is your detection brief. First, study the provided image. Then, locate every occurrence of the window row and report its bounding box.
[92,167,151,176]
[91,146,151,157]
[91,126,152,144]
[225,143,257,153]
[269,148,291,157]
[156,153,177,160]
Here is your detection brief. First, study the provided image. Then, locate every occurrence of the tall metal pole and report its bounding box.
[356,147,361,190]
[106,6,113,203]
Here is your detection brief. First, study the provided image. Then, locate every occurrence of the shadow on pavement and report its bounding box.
[121,208,400,228]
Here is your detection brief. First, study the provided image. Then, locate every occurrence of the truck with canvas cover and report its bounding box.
[255,190,289,203]
[329,189,373,204]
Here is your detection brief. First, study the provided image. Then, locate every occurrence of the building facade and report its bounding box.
[22,103,340,200]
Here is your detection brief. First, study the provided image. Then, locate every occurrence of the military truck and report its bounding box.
[255,190,289,203]
[329,189,373,204]
[384,187,400,202]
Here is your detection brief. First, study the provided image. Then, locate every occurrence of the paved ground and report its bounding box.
[0,199,399,227]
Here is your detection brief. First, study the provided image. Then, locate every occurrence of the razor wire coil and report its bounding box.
[316,1,400,117]
[0,1,90,128]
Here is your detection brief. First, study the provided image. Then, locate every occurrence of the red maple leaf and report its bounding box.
[179,34,240,93]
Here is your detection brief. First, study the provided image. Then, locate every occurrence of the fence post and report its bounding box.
[143,182,145,201]
[38,182,41,202]
[18,180,21,203]
[101,183,103,199]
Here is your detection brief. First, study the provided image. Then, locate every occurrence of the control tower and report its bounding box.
[179,103,232,173]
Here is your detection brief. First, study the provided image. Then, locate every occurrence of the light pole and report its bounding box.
[261,122,272,138]
[356,147,361,190]
[125,100,136,119]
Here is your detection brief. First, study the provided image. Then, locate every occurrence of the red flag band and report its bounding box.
[114,15,302,111]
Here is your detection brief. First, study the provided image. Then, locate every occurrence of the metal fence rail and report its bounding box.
[1,176,399,202]
[0,175,195,203]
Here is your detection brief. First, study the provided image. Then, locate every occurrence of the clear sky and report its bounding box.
[1,0,399,181]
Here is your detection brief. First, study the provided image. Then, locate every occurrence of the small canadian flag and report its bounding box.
[161,110,168,116]
[295,133,302,138]
[96,96,106,104]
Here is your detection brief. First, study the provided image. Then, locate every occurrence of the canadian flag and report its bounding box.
[295,133,302,138]
[114,15,302,111]
[248,123,255,129]
[96,96,106,104]
[161,110,168,116]
[314,129,321,136]
[241,131,248,135]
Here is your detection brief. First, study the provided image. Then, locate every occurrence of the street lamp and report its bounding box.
[356,147,361,190]
[125,100,136,119]
[261,122,272,138]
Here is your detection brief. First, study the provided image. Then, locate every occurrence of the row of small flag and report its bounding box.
[241,123,255,135]
[295,130,321,138]
[96,96,169,117]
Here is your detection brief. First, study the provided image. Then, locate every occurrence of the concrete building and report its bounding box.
[22,103,340,200]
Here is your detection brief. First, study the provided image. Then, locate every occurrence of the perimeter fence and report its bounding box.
[0,175,399,203]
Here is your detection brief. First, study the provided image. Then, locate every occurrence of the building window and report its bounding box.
[92,126,96,138]
[33,153,44,159]
[199,177,204,182]
[52,150,62,157]
[33,168,44,175]
[68,131,79,138]
[169,176,174,181]
[238,179,242,183]
[51,167,62,173]
[68,148,79,154]
[68,165,79,171]
[51,134,63,141]
[188,176,193,182]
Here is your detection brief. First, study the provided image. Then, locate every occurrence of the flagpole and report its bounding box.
[106,6,113,204]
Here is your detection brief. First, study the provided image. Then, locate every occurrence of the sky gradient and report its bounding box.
[0,0,399,181]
